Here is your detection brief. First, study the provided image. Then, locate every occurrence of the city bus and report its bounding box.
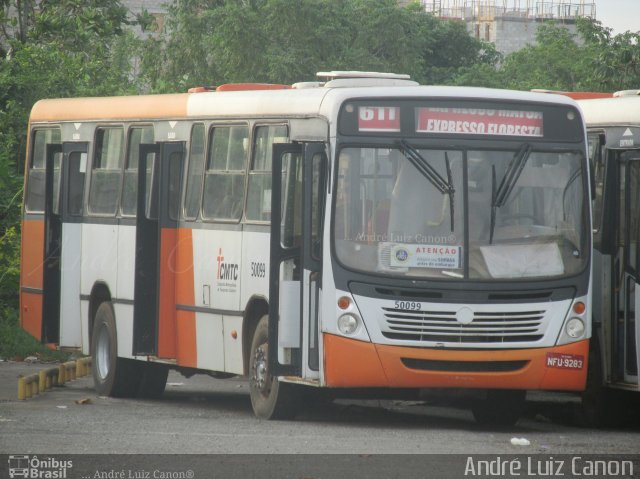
[20,72,591,425]
[577,92,640,425]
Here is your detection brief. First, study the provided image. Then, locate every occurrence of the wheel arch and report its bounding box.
[242,295,269,376]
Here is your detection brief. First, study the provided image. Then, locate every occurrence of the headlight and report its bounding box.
[338,314,360,336]
[566,318,585,338]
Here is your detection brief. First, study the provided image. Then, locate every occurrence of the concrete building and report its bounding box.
[416,1,596,55]
[123,0,169,35]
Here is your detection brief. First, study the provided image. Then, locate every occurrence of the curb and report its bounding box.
[17,357,92,400]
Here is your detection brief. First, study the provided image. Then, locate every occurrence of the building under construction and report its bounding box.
[417,1,597,54]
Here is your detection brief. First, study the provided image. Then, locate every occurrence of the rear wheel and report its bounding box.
[472,389,526,427]
[249,315,298,419]
[91,301,142,397]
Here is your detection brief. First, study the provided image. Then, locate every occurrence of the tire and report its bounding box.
[91,301,142,398]
[249,315,299,419]
[137,363,169,399]
[472,389,526,427]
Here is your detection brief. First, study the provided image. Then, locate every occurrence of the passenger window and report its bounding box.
[26,128,61,213]
[202,125,248,221]
[122,126,155,216]
[246,125,288,221]
[66,151,86,216]
[88,127,124,215]
[184,124,205,220]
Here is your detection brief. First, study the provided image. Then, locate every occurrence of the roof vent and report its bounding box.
[317,71,411,80]
[613,89,640,97]
[317,71,418,88]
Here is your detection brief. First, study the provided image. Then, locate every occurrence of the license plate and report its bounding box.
[545,353,585,370]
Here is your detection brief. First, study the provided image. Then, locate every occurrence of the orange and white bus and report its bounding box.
[577,91,640,425]
[20,72,591,425]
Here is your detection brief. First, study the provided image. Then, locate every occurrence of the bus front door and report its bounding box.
[269,143,327,379]
[616,157,640,385]
[42,142,87,346]
[133,142,184,356]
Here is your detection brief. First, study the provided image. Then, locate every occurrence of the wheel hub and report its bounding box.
[252,344,269,393]
[96,326,111,380]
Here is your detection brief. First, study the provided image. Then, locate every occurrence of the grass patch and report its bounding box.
[0,307,70,362]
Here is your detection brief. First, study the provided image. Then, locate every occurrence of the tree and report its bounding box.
[578,18,640,92]
[136,0,495,90]
[453,18,640,92]
[0,0,138,310]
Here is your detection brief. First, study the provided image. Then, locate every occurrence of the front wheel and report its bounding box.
[91,301,142,398]
[249,316,299,419]
[472,389,526,427]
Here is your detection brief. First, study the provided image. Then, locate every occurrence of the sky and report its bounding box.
[595,0,640,34]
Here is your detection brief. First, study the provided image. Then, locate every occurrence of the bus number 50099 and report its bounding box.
[250,262,266,278]
[394,301,422,311]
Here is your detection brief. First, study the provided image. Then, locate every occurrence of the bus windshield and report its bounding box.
[334,145,587,280]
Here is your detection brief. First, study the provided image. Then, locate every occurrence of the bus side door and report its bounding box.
[269,143,327,378]
[133,142,184,356]
[42,142,87,346]
[619,156,640,384]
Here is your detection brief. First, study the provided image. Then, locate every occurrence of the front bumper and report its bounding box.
[323,333,589,391]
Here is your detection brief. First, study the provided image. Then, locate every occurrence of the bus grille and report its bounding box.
[381,307,545,343]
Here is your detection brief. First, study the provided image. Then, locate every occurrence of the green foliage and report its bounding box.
[0,0,140,316]
[0,307,70,361]
[455,18,640,92]
[136,0,496,90]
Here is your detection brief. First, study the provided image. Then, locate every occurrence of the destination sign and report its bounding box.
[415,107,544,137]
[339,100,582,142]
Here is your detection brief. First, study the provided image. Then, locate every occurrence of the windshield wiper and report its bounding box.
[489,143,533,243]
[397,140,456,231]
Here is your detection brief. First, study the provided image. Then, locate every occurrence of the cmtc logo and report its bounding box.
[216,248,238,281]
[8,455,73,478]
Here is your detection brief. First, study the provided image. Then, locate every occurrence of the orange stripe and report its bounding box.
[30,94,189,122]
[174,228,197,367]
[157,228,177,359]
[20,219,44,341]
[21,219,44,289]
[21,292,43,341]
[324,334,589,391]
[175,228,195,305]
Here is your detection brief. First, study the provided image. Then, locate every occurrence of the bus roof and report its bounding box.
[29,85,580,123]
[577,96,640,127]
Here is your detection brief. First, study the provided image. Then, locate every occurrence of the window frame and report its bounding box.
[245,123,289,224]
[25,127,62,214]
[182,122,207,221]
[201,122,249,223]
[87,124,126,217]
[120,124,155,218]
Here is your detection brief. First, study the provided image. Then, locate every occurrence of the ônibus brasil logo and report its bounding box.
[8,455,72,479]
